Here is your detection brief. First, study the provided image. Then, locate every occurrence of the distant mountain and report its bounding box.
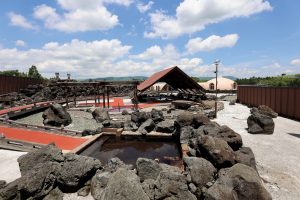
[79,76,148,82]
[224,76,238,80]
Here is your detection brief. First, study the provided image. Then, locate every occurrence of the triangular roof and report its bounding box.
[137,66,204,92]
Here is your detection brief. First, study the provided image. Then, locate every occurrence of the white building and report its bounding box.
[199,77,237,91]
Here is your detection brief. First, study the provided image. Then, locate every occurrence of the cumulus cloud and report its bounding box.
[8,12,36,30]
[33,4,118,32]
[262,62,281,69]
[290,59,300,66]
[0,39,208,78]
[130,44,204,74]
[145,0,272,39]
[15,40,26,47]
[0,39,131,78]
[186,34,239,53]
[137,1,154,13]
[33,0,133,32]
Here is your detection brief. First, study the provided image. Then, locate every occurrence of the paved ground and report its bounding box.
[0,150,26,183]
[214,101,300,200]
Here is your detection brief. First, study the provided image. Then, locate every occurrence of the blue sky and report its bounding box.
[0,0,299,79]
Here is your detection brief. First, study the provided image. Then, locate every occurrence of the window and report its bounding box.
[209,83,215,90]
[233,82,237,90]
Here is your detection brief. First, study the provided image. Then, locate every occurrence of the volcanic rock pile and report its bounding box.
[0,82,136,106]
[0,140,271,200]
[0,106,272,200]
[42,104,72,127]
[247,105,277,134]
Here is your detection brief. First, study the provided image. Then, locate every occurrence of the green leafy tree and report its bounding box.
[28,65,42,79]
[236,75,300,87]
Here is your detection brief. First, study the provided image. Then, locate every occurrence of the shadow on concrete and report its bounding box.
[288,133,300,139]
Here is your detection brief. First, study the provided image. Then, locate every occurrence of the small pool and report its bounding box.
[79,136,181,166]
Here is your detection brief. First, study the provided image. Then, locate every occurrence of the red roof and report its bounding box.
[137,67,175,91]
[137,66,203,92]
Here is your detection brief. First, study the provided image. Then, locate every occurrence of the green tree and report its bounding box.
[28,65,42,79]
[0,70,27,77]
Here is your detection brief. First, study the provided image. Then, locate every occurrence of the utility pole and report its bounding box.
[214,60,220,118]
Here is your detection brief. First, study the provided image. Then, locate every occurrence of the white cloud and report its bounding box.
[186,34,239,53]
[0,39,132,78]
[33,0,134,32]
[130,45,162,60]
[145,0,272,39]
[290,59,300,66]
[102,0,133,7]
[137,1,154,13]
[8,12,36,30]
[130,44,205,75]
[15,40,26,47]
[0,40,208,78]
[33,4,118,32]
[262,62,281,69]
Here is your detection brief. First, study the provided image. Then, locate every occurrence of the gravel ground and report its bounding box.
[214,101,300,200]
[15,110,100,131]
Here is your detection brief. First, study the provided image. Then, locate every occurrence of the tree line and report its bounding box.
[0,65,43,79]
[236,74,300,87]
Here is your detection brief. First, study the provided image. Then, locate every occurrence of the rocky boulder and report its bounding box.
[216,125,243,151]
[154,168,197,200]
[205,163,271,200]
[91,171,112,200]
[150,109,164,122]
[141,179,156,200]
[235,147,257,170]
[172,100,195,110]
[247,113,275,134]
[180,126,194,144]
[18,161,61,199]
[43,187,64,200]
[183,157,216,192]
[81,129,97,136]
[57,153,101,192]
[42,104,72,126]
[229,100,236,105]
[195,124,243,151]
[0,179,20,200]
[156,120,175,133]
[99,168,149,200]
[121,109,129,115]
[102,120,124,128]
[193,113,211,128]
[251,105,278,118]
[197,136,236,168]
[176,111,211,129]
[138,119,156,135]
[0,181,6,189]
[18,143,64,176]
[136,158,162,182]
[92,108,110,123]
[176,111,194,127]
[131,111,150,126]
[103,157,133,173]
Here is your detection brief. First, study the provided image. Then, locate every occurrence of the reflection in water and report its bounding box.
[80,136,181,166]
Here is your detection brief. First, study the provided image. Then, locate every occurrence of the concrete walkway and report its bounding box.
[214,101,300,200]
[0,150,26,182]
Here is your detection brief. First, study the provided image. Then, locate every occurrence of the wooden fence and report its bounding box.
[0,75,43,95]
[237,85,300,120]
